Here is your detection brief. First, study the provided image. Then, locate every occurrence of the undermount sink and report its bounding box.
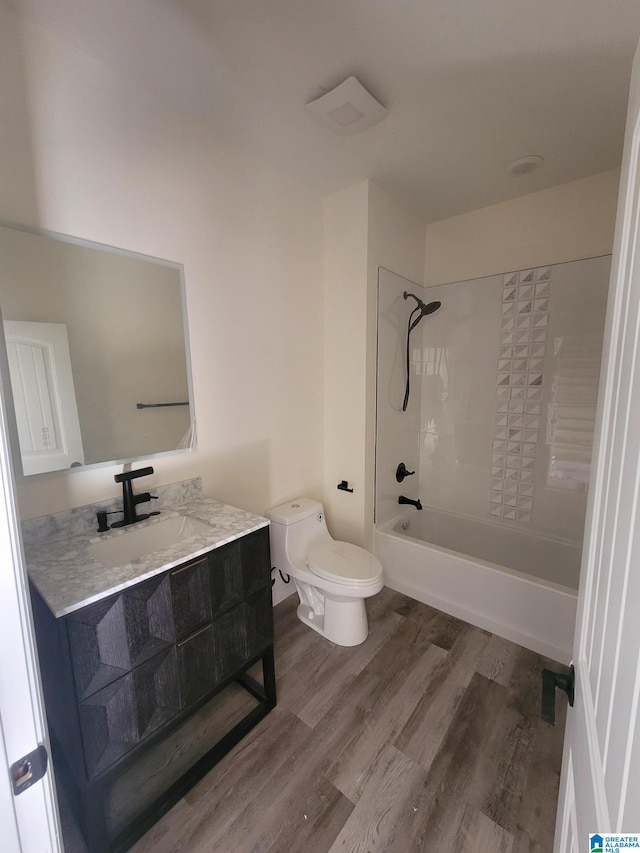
[89,515,213,568]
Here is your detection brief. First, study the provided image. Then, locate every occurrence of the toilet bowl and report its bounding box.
[266,498,384,646]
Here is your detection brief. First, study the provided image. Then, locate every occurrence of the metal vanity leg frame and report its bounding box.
[262,645,277,707]
[50,644,277,853]
[236,644,277,707]
[108,645,277,853]
[84,778,111,853]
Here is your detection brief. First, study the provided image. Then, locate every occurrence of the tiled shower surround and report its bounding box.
[490,267,552,523]
[376,257,610,546]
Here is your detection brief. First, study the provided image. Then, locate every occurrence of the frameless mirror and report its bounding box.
[0,222,195,476]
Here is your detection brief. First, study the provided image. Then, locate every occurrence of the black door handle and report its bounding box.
[541,665,575,725]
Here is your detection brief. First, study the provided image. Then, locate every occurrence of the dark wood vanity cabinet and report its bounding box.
[30,527,276,852]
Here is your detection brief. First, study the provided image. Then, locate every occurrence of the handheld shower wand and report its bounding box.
[402,291,441,411]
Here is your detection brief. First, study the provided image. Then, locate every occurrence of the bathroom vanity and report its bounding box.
[24,485,275,852]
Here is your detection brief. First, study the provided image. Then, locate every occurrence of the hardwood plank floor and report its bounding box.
[61,587,567,852]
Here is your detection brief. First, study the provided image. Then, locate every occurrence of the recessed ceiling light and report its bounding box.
[506,155,544,176]
[305,76,387,136]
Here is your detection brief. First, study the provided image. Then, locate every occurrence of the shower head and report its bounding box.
[403,290,441,316]
[421,300,441,316]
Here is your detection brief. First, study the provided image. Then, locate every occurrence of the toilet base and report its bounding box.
[295,588,369,646]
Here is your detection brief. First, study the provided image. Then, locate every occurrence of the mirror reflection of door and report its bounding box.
[3,321,85,474]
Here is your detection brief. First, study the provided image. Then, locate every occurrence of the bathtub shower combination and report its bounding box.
[374,259,610,662]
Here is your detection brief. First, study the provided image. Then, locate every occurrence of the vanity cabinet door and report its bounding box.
[79,646,180,779]
[206,529,270,620]
[244,586,274,661]
[176,624,217,708]
[212,603,247,682]
[240,529,271,597]
[68,574,174,701]
[208,541,243,617]
[169,557,212,640]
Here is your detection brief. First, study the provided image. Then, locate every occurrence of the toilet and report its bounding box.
[266,498,384,646]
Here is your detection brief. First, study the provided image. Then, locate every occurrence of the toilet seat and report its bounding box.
[307,540,383,586]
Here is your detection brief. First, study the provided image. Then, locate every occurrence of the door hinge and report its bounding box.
[541,664,575,726]
[10,744,48,796]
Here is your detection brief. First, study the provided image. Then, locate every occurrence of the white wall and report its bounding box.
[323,182,370,545]
[1,9,324,520]
[424,170,620,286]
[375,268,425,528]
[323,180,426,547]
[0,5,38,227]
[368,185,427,531]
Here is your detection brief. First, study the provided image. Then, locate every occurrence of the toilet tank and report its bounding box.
[266,498,323,525]
[265,498,330,570]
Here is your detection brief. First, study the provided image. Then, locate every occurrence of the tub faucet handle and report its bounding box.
[396,462,415,483]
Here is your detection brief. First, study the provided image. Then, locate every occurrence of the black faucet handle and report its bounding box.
[396,462,415,482]
[114,466,154,484]
[133,491,159,505]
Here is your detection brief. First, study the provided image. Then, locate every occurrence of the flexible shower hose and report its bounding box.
[403,305,422,411]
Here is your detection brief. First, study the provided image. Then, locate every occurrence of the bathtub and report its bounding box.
[374,507,579,663]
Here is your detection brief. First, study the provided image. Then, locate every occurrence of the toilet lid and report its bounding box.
[307,541,383,584]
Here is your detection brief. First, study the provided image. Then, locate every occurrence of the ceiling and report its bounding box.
[14,0,640,221]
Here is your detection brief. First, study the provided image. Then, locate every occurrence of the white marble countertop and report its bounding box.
[25,497,270,618]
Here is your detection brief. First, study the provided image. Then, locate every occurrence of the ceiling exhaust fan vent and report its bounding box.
[305,76,387,136]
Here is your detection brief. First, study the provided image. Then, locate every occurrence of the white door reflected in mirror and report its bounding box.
[4,321,84,475]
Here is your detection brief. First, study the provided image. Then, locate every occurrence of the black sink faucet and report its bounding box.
[398,495,423,511]
[110,466,160,528]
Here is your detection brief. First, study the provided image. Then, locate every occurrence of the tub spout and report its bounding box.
[398,495,422,510]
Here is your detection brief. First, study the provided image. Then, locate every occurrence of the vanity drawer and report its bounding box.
[78,646,180,779]
[169,557,212,640]
[176,593,272,703]
[68,574,174,701]
[176,623,217,707]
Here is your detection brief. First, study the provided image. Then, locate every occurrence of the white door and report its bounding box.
[0,366,62,850]
[554,40,640,850]
[3,321,84,475]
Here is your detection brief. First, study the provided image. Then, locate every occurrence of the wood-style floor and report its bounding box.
[62,588,568,852]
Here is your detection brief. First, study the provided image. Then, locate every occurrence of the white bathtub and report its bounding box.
[374,507,579,663]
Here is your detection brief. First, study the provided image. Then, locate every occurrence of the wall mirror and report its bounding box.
[0,222,195,476]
